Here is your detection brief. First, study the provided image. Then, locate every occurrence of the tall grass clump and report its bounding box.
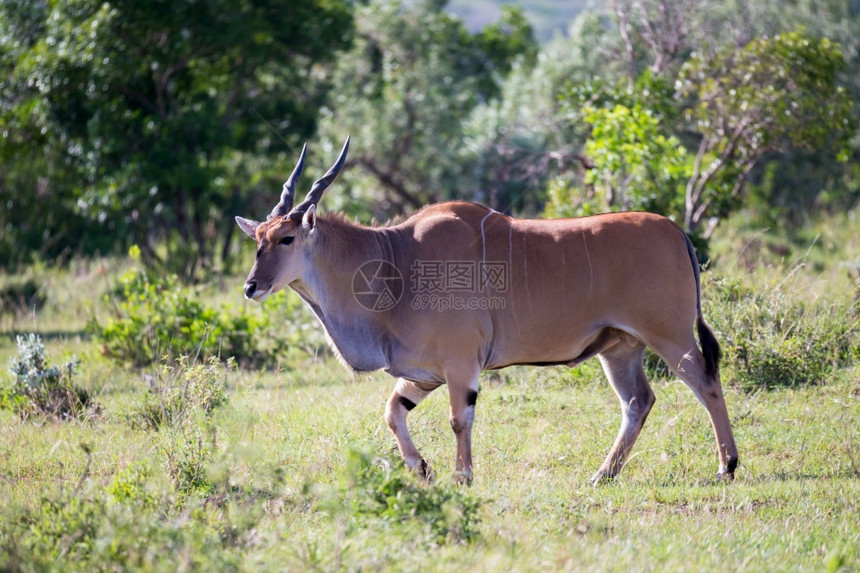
[127,356,234,498]
[129,356,233,431]
[1,334,94,419]
[704,269,859,391]
[0,276,45,315]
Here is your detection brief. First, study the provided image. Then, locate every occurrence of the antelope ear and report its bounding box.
[301,204,316,234]
[235,216,260,240]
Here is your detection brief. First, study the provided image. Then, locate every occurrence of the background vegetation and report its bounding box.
[1,0,858,571]
[3,0,859,275]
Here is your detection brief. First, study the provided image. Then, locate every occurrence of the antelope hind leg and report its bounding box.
[591,340,655,484]
[651,337,739,479]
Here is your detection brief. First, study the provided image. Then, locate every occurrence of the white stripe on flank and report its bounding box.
[480,207,499,292]
[581,232,594,296]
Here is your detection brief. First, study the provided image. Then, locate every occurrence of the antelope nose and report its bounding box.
[244,281,257,299]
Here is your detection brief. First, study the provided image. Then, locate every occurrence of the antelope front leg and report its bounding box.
[384,378,440,480]
[447,367,480,485]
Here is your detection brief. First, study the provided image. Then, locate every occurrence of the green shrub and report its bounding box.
[163,424,216,497]
[0,477,246,571]
[107,463,156,508]
[127,356,234,498]
[89,268,300,368]
[1,334,95,420]
[340,449,483,545]
[129,356,233,430]
[704,274,859,391]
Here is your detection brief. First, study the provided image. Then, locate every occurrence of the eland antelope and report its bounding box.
[236,137,739,484]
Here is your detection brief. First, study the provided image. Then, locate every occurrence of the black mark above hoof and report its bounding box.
[726,456,739,474]
[413,458,434,483]
[717,457,739,481]
[716,470,735,482]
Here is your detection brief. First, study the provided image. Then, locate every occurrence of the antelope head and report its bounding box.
[236,136,350,302]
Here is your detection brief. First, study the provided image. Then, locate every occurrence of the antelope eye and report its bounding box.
[278,236,294,246]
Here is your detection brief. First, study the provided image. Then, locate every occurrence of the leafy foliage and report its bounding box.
[88,267,306,368]
[3,0,859,270]
[0,0,353,275]
[464,12,615,214]
[677,30,856,232]
[318,0,537,213]
[581,102,687,213]
[340,449,483,545]
[551,28,856,238]
[130,356,233,431]
[1,333,94,419]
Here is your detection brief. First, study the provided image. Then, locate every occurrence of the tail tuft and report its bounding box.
[697,316,721,379]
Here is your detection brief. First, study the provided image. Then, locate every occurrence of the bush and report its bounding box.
[0,472,247,571]
[88,268,302,368]
[163,424,217,498]
[129,356,233,431]
[127,356,234,498]
[1,334,95,420]
[340,449,483,545]
[704,274,859,391]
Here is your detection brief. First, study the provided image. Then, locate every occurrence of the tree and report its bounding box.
[607,0,860,229]
[612,0,708,82]
[317,0,537,215]
[677,31,855,234]
[550,19,855,238]
[0,0,353,276]
[462,13,616,215]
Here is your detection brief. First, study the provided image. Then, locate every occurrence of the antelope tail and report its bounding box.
[683,232,721,379]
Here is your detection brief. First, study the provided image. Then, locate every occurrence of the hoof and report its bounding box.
[411,458,434,483]
[716,469,735,482]
[717,457,738,481]
[589,470,615,486]
[453,470,473,486]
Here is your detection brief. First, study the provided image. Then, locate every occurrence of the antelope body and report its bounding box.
[236,138,739,484]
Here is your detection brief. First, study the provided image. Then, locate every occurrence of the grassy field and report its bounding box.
[0,210,858,571]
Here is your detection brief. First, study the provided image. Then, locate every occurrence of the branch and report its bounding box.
[352,156,424,209]
[685,111,759,229]
[612,0,637,89]
[684,133,714,228]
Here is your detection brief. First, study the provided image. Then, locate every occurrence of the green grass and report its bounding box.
[1,361,857,570]
[0,209,858,571]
